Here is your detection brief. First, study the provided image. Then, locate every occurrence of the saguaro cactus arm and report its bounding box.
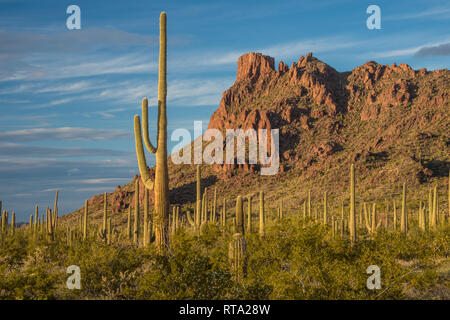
[134,113,155,191]
[142,98,157,153]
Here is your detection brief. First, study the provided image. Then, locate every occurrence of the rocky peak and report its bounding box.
[236,52,275,82]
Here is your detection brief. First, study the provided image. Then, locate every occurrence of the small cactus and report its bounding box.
[229,195,248,279]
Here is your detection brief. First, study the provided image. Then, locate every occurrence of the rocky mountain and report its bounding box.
[62,52,449,226]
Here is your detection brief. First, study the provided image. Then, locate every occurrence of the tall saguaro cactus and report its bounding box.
[134,12,170,253]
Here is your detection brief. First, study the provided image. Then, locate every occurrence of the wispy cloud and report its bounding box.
[77,178,132,185]
[385,7,450,21]
[0,127,130,142]
[414,42,450,58]
[0,143,130,158]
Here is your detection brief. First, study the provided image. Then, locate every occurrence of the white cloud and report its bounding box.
[0,127,130,142]
[385,7,450,21]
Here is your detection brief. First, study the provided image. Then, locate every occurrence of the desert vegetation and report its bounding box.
[0,164,449,299]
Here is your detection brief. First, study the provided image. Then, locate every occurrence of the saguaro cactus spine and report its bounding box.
[134,12,170,253]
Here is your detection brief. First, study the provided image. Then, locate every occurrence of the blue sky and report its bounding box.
[0,0,449,221]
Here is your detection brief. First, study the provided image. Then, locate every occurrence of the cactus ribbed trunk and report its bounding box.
[103,192,107,240]
[308,190,311,218]
[349,164,356,243]
[34,205,38,235]
[222,198,226,228]
[83,200,88,241]
[11,212,15,235]
[323,191,328,226]
[371,203,376,238]
[259,191,264,237]
[393,200,397,230]
[431,186,437,229]
[107,218,111,245]
[236,196,244,235]
[127,206,132,240]
[53,190,58,232]
[303,201,306,219]
[213,187,217,224]
[144,188,149,247]
[133,12,169,254]
[400,183,407,234]
[229,195,248,279]
[196,165,201,228]
[134,179,140,246]
[247,195,252,233]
